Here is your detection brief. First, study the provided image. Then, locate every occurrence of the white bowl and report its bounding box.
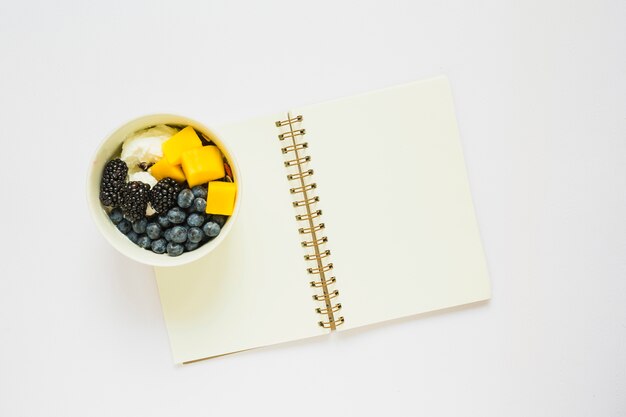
[86,114,241,267]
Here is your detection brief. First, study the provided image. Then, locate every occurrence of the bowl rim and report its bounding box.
[86,113,242,267]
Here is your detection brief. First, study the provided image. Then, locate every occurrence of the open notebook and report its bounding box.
[155,76,491,363]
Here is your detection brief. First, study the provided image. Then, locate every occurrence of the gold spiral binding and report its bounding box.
[316,303,342,314]
[287,169,314,180]
[276,113,344,331]
[301,236,328,247]
[313,290,339,301]
[308,263,334,274]
[299,223,325,234]
[310,276,336,287]
[290,183,316,194]
[293,195,319,207]
[281,142,308,154]
[304,250,331,261]
[284,155,311,167]
[275,115,302,127]
[319,317,345,329]
[278,129,306,140]
[295,210,322,221]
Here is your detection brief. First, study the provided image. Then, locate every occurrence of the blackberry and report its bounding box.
[99,159,128,207]
[150,178,180,214]
[119,181,150,222]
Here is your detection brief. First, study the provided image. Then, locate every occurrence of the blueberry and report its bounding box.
[193,197,207,213]
[163,228,174,242]
[187,213,205,227]
[146,223,161,240]
[117,219,132,234]
[167,207,186,224]
[170,225,187,243]
[184,241,199,252]
[137,235,151,249]
[109,208,124,224]
[151,238,167,254]
[127,230,139,244]
[203,221,221,238]
[177,189,194,208]
[132,218,148,234]
[211,215,226,227]
[166,242,184,257]
[157,214,171,228]
[187,227,203,243]
[191,185,207,199]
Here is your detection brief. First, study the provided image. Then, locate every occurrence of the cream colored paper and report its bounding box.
[155,76,490,363]
[292,76,491,331]
[155,115,328,364]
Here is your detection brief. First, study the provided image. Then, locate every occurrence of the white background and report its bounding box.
[0,0,624,415]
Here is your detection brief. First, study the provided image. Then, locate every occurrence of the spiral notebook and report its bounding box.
[154,76,491,363]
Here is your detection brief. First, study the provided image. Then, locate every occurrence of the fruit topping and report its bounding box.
[150,158,186,182]
[177,189,195,208]
[100,123,235,256]
[170,225,188,243]
[137,235,152,249]
[167,207,186,224]
[191,185,208,199]
[162,126,202,165]
[193,197,207,213]
[99,159,128,207]
[206,181,237,216]
[203,221,221,238]
[108,207,124,224]
[151,239,167,254]
[149,178,180,214]
[132,218,148,234]
[187,213,205,227]
[166,242,184,257]
[188,227,204,244]
[181,146,225,187]
[116,219,132,234]
[145,223,161,240]
[118,181,151,222]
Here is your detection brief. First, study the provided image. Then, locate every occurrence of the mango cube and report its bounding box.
[150,158,186,182]
[162,126,202,165]
[206,181,237,216]
[181,146,225,187]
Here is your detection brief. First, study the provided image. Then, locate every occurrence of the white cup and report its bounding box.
[86,114,241,267]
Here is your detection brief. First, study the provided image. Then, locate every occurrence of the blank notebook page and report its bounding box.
[292,76,491,330]
[155,115,327,363]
